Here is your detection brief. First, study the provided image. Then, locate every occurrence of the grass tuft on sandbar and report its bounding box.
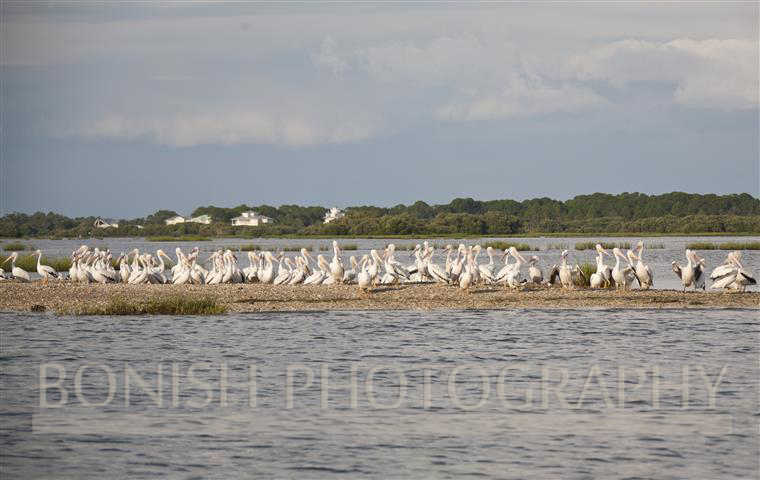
[61,296,227,315]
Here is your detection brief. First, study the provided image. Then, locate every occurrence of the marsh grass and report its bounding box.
[574,241,631,251]
[3,242,34,252]
[546,243,568,250]
[238,244,261,251]
[646,242,665,249]
[318,243,358,251]
[686,241,760,250]
[576,261,596,287]
[482,241,537,251]
[147,236,212,242]
[63,296,227,315]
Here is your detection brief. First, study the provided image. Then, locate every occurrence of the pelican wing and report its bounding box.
[547,265,560,285]
[738,270,757,285]
[671,262,682,280]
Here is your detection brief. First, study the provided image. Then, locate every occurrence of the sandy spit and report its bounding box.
[0,281,758,314]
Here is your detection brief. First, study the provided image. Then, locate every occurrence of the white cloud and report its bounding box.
[76,111,375,147]
[437,75,605,121]
[565,38,758,110]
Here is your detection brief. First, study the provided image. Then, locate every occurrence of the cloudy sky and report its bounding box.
[1,2,757,218]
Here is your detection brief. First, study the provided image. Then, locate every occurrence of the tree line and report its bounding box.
[1,192,757,238]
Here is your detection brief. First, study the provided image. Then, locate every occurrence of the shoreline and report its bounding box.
[1,282,757,314]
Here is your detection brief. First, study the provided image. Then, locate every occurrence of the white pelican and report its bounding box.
[243,252,259,282]
[547,250,582,289]
[505,247,528,289]
[425,249,450,285]
[304,255,329,285]
[357,256,372,292]
[383,244,411,284]
[3,252,30,282]
[632,241,654,289]
[478,246,496,285]
[711,251,756,291]
[459,252,475,291]
[368,249,382,287]
[611,248,636,290]
[274,258,294,285]
[329,241,344,284]
[258,252,277,284]
[343,256,359,284]
[527,256,543,285]
[589,244,612,289]
[288,257,307,285]
[33,250,61,283]
[671,249,705,291]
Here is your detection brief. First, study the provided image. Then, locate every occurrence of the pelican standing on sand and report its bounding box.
[612,248,636,290]
[590,244,612,289]
[632,242,654,289]
[3,252,30,282]
[711,251,756,291]
[34,250,61,283]
[672,249,705,291]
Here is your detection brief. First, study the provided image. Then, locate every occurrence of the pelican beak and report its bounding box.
[602,248,611,257]
[515,251,528,263]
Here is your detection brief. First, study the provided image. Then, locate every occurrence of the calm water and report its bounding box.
[1,308,758,478]
[17,236,760,290]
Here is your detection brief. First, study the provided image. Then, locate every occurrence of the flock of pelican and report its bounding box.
[1,241,756,292]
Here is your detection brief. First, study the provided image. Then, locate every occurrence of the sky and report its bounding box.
[1,2,758,219]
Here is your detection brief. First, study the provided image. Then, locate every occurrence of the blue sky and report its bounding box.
[1,2,758,218]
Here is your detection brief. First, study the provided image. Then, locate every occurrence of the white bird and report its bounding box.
[527,256,543,285]
[590,244,612,289]
[711,251,756,291]
[258,252,277,284]
[672,249,705,291]
[478,246,496,285]
[304,255,329,285]
[343,256,359,284]
[33,249,61,283]
[425,249,450,285]
[329,241,344,284]
[273,258,294,285]
[547,250,584,289]
[357,256,372,292]
[3,252,30,282]
[632,241,654,289]
[459,251,474,291]
[611,248,637,290]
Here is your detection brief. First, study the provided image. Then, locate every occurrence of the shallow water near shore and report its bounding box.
[1,308,758,478]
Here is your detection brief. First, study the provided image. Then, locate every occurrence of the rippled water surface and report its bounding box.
[1,308,758,478]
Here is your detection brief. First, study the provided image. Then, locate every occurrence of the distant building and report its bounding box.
[188,214,212,225]
[93,217,119,229]
[164,215,187,225]
[323,207,345,224]
[165,214,213,225]
[231,211,274,227]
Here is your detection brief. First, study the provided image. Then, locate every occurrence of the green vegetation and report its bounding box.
[481,241,537,251]
[238,244,262,251]
[576,262,596,287]
[62,297,227,315]
[319,243,358,251]
[2,193,758,238]
[147,236,211,242]
[574,241,631,251]
[646,242,665,249]
[3,242,34,251]
[686,241,760,250]
[546,243,568,250]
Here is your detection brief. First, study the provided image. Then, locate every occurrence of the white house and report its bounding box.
[93,217,119,229]
[323,207,345,224]
[165,214,212,225]
[165,215,187,225]
[231,211,274,227]
[188,214,212,225]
